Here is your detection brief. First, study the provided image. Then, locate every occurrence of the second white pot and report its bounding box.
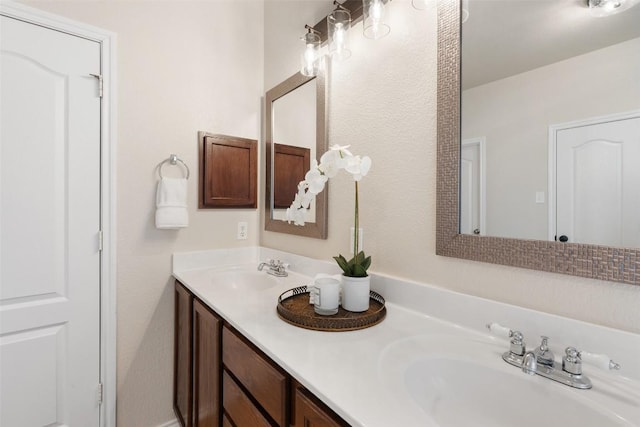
[341,275,370,312]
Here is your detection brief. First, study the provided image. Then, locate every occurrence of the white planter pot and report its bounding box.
[341,275,370,312]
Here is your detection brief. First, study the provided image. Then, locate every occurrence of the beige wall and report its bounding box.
[262,1,640,334]
[16,1,640,426]
[22,1,263,426]
[462,37,640,240]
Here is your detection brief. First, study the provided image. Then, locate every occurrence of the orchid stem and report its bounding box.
[354,181,359,259]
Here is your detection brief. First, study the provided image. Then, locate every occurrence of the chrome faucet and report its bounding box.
[521,352,537,375]
[257,259,288,277]
[533,336,555,367]
[487,323,621,390]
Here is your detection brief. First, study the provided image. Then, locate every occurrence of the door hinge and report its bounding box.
[98,230,104,252]
[90,73,103,98]
[97,383,103,405]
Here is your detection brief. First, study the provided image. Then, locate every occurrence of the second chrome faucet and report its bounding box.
[257,259,288,277]
[487,323,621,390]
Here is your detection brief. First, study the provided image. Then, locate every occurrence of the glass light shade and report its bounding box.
[300,31,321,77]
[363,0,390,40]
[412,0,428,10]
[461,0,469,23]
[589,0,639,16]
[328,9,352,60]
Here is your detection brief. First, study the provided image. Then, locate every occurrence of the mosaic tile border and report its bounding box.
[435,0,640,285]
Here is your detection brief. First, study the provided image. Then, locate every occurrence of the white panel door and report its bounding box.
[461,138,484,235]
[0,15,101,427]
[555,117,640,247]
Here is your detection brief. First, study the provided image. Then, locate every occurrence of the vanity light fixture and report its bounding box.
[328,1,352,60]
[363,0,390,39]
[412,0,428,10]
[300,25,322,77]
[588,0,639,16]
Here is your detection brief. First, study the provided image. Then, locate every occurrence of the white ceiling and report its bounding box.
[461,0,640,89]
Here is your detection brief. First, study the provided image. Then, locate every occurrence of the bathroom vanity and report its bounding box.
[174,280,347,427]
[173,247,640,427]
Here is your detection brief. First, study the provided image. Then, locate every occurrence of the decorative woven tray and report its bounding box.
[276,285,386,332]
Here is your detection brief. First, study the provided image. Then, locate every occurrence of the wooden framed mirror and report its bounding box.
[265,70,328,238]
[436,0,640,285]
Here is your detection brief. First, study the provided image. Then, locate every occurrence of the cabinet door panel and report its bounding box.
[193,299,222,427]
[221,414,233,427]
[222,371,271,427]
[174,282,194,427]
[222,326,287,426]
[293,388,346,427]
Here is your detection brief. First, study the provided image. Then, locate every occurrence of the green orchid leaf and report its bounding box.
[347,256,355,268]
[352,264,368,277]
[361,255,372,271]
[333,255,350,274]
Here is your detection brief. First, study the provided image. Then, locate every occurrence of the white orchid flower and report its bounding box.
[344,155,361,175]
[292,191,310,210]
[297,180,309,193]
[328,144,353,157]
[345,155,372,181]
[301,189,314,209]
[285,145,371,244]
[285,206,307,225]
[305,168,328,194]
[319,149,347,178]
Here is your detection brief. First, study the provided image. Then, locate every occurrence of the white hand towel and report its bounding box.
[155,178,188,229]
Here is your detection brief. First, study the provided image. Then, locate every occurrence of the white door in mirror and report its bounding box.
[461,138,485,235]
[555,116,640,247]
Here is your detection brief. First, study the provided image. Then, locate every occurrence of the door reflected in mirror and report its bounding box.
[460,0,640,248]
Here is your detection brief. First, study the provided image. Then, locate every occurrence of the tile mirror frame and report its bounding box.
[436,0,640,285]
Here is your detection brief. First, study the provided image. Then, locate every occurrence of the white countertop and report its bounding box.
[173,247,640,427]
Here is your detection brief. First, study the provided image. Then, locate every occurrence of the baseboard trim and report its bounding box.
[156,419,180,427]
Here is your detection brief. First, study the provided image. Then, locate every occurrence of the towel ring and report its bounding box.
[159,154,190,179]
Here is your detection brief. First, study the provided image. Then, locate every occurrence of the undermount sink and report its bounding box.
[379,334,638,427]
[209,269,278,291]
[405,358,630,427]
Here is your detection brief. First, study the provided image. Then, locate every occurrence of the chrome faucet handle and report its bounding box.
[509,331,526,356]
[258,259,278,271]
[486,322,527,366]
[562,347,582,375]
[534,336,555,366]
[272,260,289,270]
[487,323,526,357]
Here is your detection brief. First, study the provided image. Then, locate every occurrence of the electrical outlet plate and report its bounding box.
[237,222,248,240]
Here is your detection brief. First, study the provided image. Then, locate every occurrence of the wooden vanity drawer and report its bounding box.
[222,326,287,426]
[222,371,271,427]
[293,386,348,427]
[221,413,233,427]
